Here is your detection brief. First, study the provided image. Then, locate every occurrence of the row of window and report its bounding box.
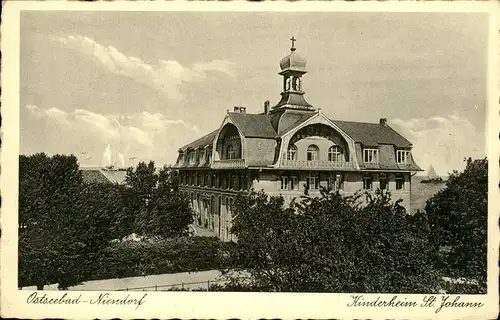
[287,145,344,161]
[179,148,213,165]
[280,173,406,191]
[180,192,234,240]
[363,149,411,165]
[286,145,411,164]
[180,172,249,190]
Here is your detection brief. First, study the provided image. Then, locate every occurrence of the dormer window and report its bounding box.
[397,150,411,164]
[363,148,379,164]
[207,148,212,163]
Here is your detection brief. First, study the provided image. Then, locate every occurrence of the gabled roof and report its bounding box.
[81,168,128,184]
[179,130,218,151]
[81,170,111,184]
[331,120,412,147]
[228,113,276,138]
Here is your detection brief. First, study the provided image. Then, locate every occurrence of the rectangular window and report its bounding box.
[308,173,319,190]
[328,173,343,191]
[280,176,289,190]
[290,176,299,190]
[397,150,411,164]
[363,176,372,190]
[363,148,379,164]
[327,176,336,190]
[396,176,404,190]
[379,175,388,190]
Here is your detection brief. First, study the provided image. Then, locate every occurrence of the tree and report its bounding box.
[227,188,441,293]
[18,153,117,289]
[124,161,158,210]
[126,163,193,238]
[425,157,488,292]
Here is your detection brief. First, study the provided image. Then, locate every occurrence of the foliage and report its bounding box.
[425,157,488,292]
[86,237,232,280]
[228,188,442,293]
[128,162,193,238]
[18,153,117,289]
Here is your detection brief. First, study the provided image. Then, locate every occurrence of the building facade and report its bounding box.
[174,41,421,241]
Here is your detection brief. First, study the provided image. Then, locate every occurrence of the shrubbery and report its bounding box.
[19,154,195,289]
[86,237,235,280]
[226,188,442,293]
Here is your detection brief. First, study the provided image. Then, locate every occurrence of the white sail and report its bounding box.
[117,152,125,169]
[102,144,112,167]
[427,165,438,180]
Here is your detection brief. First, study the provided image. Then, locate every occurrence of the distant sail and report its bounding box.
[117,152,125,169]
[427,165,438,180]
[102,144,112,167]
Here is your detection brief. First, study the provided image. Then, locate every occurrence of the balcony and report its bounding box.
[212,159,246,169]
[279,159,355,170]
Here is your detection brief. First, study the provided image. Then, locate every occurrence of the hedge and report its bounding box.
[86,237,235,281]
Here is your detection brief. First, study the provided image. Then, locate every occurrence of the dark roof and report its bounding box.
[331,120,412,147]
[277,111,316,135]
[81,170,112,184]
[179,130,218,151]
[100,170,128,184]
[228,113,276,138]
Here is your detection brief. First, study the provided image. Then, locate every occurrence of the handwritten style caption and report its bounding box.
[26,292,148,310]
[347,294,484,314]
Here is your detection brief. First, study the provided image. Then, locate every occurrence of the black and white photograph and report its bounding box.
[1,1,499,319]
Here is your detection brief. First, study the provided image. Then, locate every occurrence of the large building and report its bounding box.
[174,40,421,241]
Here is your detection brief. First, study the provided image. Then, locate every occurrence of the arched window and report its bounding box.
[287,145,297,161]
[328,146,343,162]
[307,145,319,161]
[226,145,235,159]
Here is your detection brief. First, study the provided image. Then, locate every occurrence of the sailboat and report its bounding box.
[421,165,444,184]
[102,144,115,170]
[117,152,126,169]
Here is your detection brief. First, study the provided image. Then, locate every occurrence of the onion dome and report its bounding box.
[279,48,307,74]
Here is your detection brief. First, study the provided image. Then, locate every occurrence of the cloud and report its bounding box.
[51,34,235,101]
[23,105,202,167]
[391,115,484,175]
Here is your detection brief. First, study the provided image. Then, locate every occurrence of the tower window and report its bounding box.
[328,146,343,162]
[307,145,319,161]
[363,148,379,164]
[287,145,297,160]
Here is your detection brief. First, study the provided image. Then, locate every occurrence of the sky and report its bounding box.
[20,11,489,175]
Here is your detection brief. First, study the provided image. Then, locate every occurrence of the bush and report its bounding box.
[227,188,442,293]
[86,237,234,281]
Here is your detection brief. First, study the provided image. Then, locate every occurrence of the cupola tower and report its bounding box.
[271,37,314,113]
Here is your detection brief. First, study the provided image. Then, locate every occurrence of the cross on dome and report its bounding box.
[290,36,297,51]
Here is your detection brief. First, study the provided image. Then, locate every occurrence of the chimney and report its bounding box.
[264,100,270,115]
[380,118,388,126]
[233,106,239,112]
[239,107,246,113]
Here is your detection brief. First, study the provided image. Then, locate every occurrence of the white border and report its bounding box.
[1,1,499,319]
